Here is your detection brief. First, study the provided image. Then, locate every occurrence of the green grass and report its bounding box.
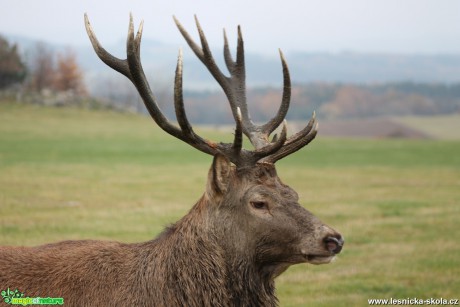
[1,102,459,306]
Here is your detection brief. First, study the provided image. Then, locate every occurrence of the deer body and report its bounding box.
[0,203,233,306]
[0,15,344,306]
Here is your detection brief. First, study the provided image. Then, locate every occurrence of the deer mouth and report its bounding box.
[306,254,336,265]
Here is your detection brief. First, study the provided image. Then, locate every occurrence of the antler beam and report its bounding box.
[84,13,318,168]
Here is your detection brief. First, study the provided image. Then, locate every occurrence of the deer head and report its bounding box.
[84,13,343,285]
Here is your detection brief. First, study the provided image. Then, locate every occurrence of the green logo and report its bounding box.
[1,288,23,304]
[1,288,64,306]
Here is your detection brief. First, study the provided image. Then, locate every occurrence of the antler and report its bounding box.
[84,13,318,168]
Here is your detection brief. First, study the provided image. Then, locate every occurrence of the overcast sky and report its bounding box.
[1,0,459,55]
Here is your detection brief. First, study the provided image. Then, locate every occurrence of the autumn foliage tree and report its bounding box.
[0,35,27,89]
[53,49,86,95]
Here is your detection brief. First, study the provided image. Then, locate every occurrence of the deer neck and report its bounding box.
[200,195,279,306]
[142,195,278,306]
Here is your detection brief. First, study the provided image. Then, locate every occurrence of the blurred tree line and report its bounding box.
[1,34,459,121]
[180,82,460,124]
[28,42,87,95]
[0,35,87,105]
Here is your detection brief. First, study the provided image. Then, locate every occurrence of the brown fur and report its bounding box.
[0,156,342,306]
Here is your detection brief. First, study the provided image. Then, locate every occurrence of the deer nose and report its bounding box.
[324,235,344,254]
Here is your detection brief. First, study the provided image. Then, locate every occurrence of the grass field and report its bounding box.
[1,102,459,306]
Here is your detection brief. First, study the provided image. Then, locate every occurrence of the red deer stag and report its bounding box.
[0,14,344,307]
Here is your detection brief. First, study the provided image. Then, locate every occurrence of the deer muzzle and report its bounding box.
[324,235,344,255]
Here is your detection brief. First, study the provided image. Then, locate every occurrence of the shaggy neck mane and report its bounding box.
[136,195,278,307]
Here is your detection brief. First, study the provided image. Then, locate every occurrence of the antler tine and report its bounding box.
[253,120,288,159]
[222,27,244,72]
[122,15,184,140]
[84,13,132,81]
[269,123,318,163]
[233,107,243,153]
[223,29,233,72]
[282,111,316,147]
[264,114,318,163]
[261,49,291,135]
[173,48,192,135]
[223,26,253,134]
[173,48,219,155]
[173,16,228,92]
[235,26,245,77]
[174,16,255,140]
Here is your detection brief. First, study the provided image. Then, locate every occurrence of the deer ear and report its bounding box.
[208,154,232,196]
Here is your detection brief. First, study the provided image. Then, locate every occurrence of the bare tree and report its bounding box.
[28,42,55,92]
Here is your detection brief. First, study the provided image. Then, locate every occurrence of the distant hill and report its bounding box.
[4,33,460,125]
[5,33,460,91]
[98,41,460,88]
[278,52,460,84]
[82,41,460,93]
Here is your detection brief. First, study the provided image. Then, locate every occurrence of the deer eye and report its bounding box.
[251,201,268,210]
